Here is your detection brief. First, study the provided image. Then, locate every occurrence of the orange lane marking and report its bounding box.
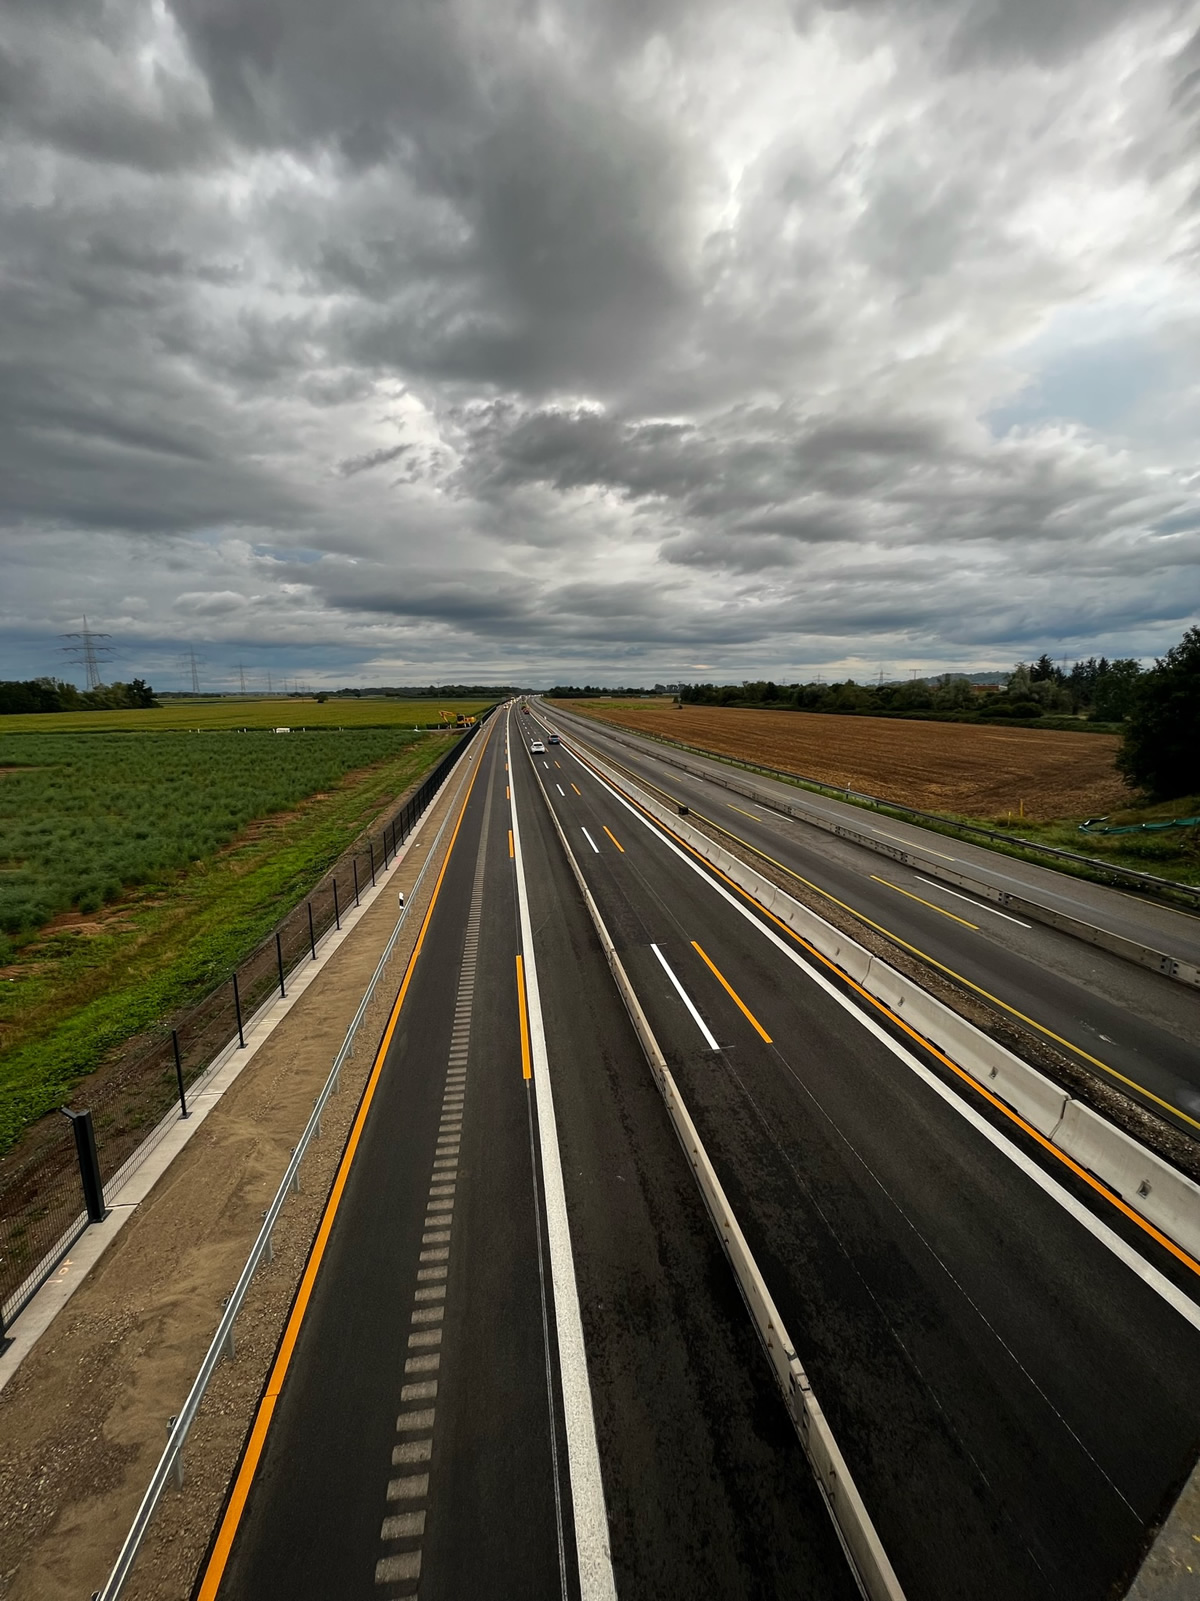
[571,783,582,796]
[516,954,532,1080]
[508,829,514,858]
[691,940,772,1042]
[570,748,1200,1282]
[195,731,489,1601]
[602,826,625,853]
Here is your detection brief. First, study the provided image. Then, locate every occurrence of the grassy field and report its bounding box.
[0,728,437,938]
[0,730,454,1150]
[559,699,1200,887]
[0,695,492,734]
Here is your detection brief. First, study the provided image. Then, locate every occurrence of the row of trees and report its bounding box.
[678,655,1144,722]
[0,677,159,715]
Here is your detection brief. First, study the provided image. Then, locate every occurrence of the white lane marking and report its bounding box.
[650,942,720,1051]
[557,783,566,795]
[509,717,619,1601]
[581,827,600,854]
[914,877,1032,928]
[570,746,1200,1333]
[874,828,956,860]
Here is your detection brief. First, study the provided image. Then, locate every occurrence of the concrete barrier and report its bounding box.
[577,741,1200,1266]
[1053,1102,1200,1261]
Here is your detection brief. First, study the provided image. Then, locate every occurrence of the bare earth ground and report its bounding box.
[0,736,486,1601]
[567,702,1132,822]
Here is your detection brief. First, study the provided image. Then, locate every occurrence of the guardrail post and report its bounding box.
[353,858,360,907]
[172,1030,189,1118]
[62,1109,106,1223]
[307,901,316,960]
[167,1417,184,1489]
[276,932,286,998]
[333,878,340,930]
[233,971,246,1048]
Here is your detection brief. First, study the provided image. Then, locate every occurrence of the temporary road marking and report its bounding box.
[581,827,600,854]
[690,941,772,1042]
[651,943,720,1050]
[507,786,510,799]
[195,726,490,1601]
[516,954,533,1081]
[915,876,1031,927]
[729,803,763,822]
[508,714,618,1601]
[602,826,624,853]
[874,828,955,860]
[870,874,979,929]
[557,783,566,795]
[509,829,514,858]
[567,743,1200,1315]
[626,785,1200,1135]
[571,784,582,796]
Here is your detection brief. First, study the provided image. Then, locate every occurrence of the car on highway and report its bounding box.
[530,739,546,753]
[548,732,561,745]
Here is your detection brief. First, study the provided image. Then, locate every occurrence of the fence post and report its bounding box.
[369,841,376,886]
[276,932,286,998]
[62,1109,106,1223]
[333,878,340,930]
[353,858,360,907]
[233,971,246,1049]
[172,1030,189,1118]
[382,827,390,869]
[307,902,316,960]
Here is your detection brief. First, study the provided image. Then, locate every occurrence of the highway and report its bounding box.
[195,704,1200,1601]
[200,712,860,1601]
[539,701,1200,1135]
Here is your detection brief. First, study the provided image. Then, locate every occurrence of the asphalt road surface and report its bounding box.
[200,705,1200,1601]
[540,701,1200,1136]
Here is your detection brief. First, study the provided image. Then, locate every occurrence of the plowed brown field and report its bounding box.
[566,702,1132,822]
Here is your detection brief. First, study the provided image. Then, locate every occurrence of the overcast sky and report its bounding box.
[3,0,1200,690]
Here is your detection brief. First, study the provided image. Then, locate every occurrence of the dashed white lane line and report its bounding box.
[650,942,720,1051]
[581,827,600,854]
[913,875,1032,927]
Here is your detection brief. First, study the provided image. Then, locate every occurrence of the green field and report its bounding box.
[0,728,455,1150]
[0,695,492,734]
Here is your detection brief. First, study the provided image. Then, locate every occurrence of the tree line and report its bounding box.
[0,677,159,715]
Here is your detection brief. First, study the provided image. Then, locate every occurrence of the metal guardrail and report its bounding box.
[95,734,481,1601]
[548,704,1200,910]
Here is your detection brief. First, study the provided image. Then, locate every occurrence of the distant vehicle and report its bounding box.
[521,705,531,714]
[548,732,561,745]
[530,740,546,754]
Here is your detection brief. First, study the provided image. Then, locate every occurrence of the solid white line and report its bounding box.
[568,745,1200,1333]
[650,943,720,1051]
[509,717,618,1601]
[581,827,600,854]
[914,876,1032,927]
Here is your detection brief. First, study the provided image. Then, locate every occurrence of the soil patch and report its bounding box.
[565,702,1131,822]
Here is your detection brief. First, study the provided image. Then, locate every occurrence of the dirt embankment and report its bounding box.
[565,703,1131,823]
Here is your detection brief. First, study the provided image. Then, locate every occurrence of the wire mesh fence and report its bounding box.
[0,719,485,1333]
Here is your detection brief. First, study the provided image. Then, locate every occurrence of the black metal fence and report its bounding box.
[0,716,487,1334]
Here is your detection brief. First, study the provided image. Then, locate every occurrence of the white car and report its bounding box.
[530,739,546,754]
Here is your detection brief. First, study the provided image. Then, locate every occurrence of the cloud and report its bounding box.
[1,0,1199,689]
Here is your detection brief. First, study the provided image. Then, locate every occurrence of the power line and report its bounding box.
[59,616,114,690]
[237,663,247,695]
[179,647,201,694]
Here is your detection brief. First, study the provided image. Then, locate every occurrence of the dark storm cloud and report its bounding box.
[1,0,1198,686]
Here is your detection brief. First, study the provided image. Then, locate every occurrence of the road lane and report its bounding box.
[537,704,1200,1132]
[520,726,1200,1600]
